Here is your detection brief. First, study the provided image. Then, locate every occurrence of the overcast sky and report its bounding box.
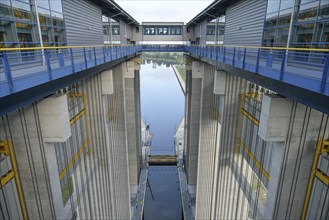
[114,0,213,23]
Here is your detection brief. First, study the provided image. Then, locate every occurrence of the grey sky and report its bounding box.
[114,0,213,23]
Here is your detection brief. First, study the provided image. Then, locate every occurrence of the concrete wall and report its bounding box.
[0,59,142,220]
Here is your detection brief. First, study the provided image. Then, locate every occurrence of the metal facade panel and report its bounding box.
[63,0,103,46]
[224,0,266,46]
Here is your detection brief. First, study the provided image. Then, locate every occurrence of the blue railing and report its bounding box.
[0,45,142,97]
[1,44,328,99]
[184,45,329,96]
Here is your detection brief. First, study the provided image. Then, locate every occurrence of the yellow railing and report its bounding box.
[302,137,329,220]
[0,140,28,220]
[0,44,328,52]
[0,44,135,51]
[192,44,329,52]
[237,138,270,181]
[59,139,89,180]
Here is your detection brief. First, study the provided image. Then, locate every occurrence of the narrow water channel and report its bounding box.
[140,59,184,219]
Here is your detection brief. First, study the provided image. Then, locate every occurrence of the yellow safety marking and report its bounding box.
[235,93,245,154]
[1,44,328,52]
[133,58,141,64]
[321,140,329,154]
[238,138,270,181]
[0,170,15,189]
[70,108,86,126]
[315,169,329,186]
[59,139,89,180]
[81,94,92,156]
[240,108,259,126]
[213,108,222,121]
[3,140,28,220]
[195,44,329,52]
[302,137,328,220]
[0,140,10,156]
[69,93,84,98]
[106,108,115,121]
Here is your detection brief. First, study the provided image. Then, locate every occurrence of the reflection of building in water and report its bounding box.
[141,118,153,161]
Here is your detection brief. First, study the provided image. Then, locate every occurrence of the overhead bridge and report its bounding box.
[1,44,328,115]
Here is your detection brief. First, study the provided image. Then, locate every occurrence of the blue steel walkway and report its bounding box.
[1,44,328,114]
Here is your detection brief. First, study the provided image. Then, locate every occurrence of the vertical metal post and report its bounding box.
[44,49,52,80]
[70,48,75,73]
[223,47,226,62]
[58,49,64,67]
[109,46,112,61]
[280,51,286,80]
[242,48,246,69]
[2,51,14,92]
[93,47,97,65]
[301,138,323,220]
[232,47,236,66]
[33,0,45,64]
[83,47,88,69]
[256,48,260,73]
[103,47,106,62]
[320,54,329,93]
[7,140,28,220]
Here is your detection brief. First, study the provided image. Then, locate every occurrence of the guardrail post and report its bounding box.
[233,47,236,66]
[243,48,246,69]
[103,47,106,62]
[280,51,286,80]
[223,47,226,62]
[58,49,64,67]
[83,47,88,69]
[109,46,113,60]
[2,51,14,92]
[93,47,97,65]
[320,54,329,93]
[87,49,91,60]
[256,48,260,73]
[70,48,75,73]
[267,51,273,67]
[44,49,52,80]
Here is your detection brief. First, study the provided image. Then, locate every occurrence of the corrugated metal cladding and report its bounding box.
[224,0,266,46]
[63,0,103,46]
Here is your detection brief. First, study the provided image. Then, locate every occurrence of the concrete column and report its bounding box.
[259,95,326,219]
[185,61,203,188]
[212,71,249,220]
[194,61,220,219]
[123,60,141,188]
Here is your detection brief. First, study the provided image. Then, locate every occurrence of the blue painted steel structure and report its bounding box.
[1,44,328,115]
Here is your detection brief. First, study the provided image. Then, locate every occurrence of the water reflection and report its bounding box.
[144,166,182,220]
[140,61,184,155]
[141,57,184,219]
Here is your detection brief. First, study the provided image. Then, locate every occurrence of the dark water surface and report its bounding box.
[141,62,183,219]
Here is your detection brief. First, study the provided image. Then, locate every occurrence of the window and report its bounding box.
[163,27,168,34]
[112,25,120,35]
[158,27,163,34]
[144,27,150,35]
[266,0,281,13]
[278,8,292,26]
[298,2,319,22]
[143,25,182,35]
[207,25,215,35]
